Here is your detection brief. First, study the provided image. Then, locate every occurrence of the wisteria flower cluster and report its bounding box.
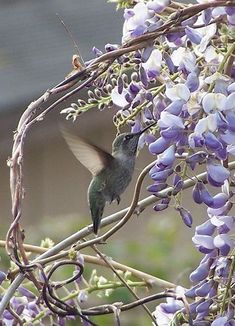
[62,0,235,324]
[1,0,235,325]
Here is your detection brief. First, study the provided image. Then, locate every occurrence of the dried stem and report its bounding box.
[90,244,157,325]
[0,240,174,288]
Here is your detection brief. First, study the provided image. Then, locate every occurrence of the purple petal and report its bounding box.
[0,271,6,285]
[202,9,212,25]
[186,152,207,170]
[190,260,211,282]
[149,136,171,154]
[211,317,228,326]
[193,182,204,204]
[151,168,173,181]
[226,111,235,132]
[139,66,148,87]
[157,145,176,167]
[153,203,169,211]
[195,280,215,297]
[207,161,230,187]
[192,235,215,255]
[228,82,235,94]
[196,299,213,314]
[164,100,184,115]
[177,207,193,227]
[210,193,229,209]
[166,84,190,102]
[163,51,176,73]
[214,234,233,256]
[160,301,181,314]
[18,287,36,300]
[160,126,181,139]
[141,46,153,63]
[147,183,167,192]
[200,185,214,207]
[185,72,199,92]
[195,220,216,236]
[147,0,170,13]
[215,257,231,278]
[202,93,226,113]
[225,92,235,111]
[185,26,202,44]
[158,111,185,129]
[207,201,232,217]
[228,13,235,25]
[173,179,184,194]
[204,132,222,151]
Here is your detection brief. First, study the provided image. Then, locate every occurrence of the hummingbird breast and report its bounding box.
[88,155,135,204]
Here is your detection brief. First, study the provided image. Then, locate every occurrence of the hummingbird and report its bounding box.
[62,122,156,234]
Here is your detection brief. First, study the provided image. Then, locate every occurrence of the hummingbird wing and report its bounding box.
[61,128,114,176]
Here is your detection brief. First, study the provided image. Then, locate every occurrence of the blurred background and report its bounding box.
[0,0,203,324]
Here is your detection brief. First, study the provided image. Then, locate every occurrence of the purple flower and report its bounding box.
[176,207,193,227]
[214,234,233,256]
[122,2,153,42]
[149,136,171,154]
[215,257,231,278]
[158,111,185,130]
[164,100,184,115]
[210,193,229,209]
[186,152,207,170]
[225,92,235,111]
[228,13,235,25]
[196,299,213,314]
[195,279,215,297]
[147,0,170,13]
[204,132,223,151]
[202,93,226,114]
[165,84,190,102]
[192,235,215,254]
[150,168,173,181]
[207,161,230,187]
[192,182,213,207]
[0,271,6,285]
[142,49,162,79]
[195,220,216,236]
[147,182,167,192]
[153,198,171,211]
[185,26,202,44]
[171,47,197,73]
[111,86,130,108]
[190,259,212,282]
[185,72,200,92]
[211,317,228,326]
[157,145,175,167]
[78,290,88,303]
[18,287,36,300]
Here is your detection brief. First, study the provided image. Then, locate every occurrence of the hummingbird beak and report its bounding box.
[134,121,157,136]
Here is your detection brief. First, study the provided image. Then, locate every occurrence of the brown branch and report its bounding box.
[90,244,157,325]
[82,291,178,316]
[0,240,175,288]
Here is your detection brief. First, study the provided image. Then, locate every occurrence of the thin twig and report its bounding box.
[0,240,173,287]
[82,291,178,315]
[90,244,157,325]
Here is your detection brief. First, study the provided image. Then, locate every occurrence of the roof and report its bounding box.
[0,0,123,110]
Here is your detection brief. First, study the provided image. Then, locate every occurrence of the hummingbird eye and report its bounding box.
[124,134,132,141]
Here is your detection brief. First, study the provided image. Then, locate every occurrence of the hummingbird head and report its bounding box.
[112,122,156,157]
[112,132,141,156]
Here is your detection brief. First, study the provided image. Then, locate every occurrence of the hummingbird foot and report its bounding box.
[116,196,120,205]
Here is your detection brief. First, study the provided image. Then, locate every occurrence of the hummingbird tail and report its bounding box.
[88,191,105,234]
[93,217,101,235]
